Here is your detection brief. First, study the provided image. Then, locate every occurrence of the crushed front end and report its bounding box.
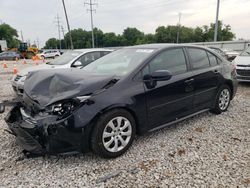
[2,95,89,157]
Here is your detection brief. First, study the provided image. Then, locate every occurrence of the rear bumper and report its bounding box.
[5,105,88,156]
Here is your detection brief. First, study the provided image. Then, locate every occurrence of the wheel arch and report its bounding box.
[89,104,141,136]
[224,80,234,99]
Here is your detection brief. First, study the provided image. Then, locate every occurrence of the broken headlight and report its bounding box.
[49,96,91,117]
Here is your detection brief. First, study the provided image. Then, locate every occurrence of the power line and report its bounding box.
[54,14,62,50]
[62,0,74,49]
[84,0,98,48]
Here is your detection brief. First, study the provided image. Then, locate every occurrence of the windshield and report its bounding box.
[82,48,155,76]
[48,51,82,65]
[240,48,250,56]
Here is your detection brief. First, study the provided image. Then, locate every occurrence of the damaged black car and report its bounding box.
[0,44,238,158]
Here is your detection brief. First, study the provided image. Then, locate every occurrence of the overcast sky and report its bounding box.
[0,0,249,47]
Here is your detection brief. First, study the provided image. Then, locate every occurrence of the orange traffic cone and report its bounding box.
[32,56,35,61]
[13,65,18,74]
[3,62,8,69]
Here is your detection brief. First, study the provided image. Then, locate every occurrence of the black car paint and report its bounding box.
[3,44,238,156]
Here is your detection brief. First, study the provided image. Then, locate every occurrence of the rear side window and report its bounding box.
[149,48,187,75]
[76,52,102,67]
[100,51,111,56]
[207,52,218,66]
[92,52,101,60]
[188,48,210,69]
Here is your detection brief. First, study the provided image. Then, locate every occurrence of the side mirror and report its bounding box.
[143,70,172,89]
[150,70,172,81]
[72,61,82,68]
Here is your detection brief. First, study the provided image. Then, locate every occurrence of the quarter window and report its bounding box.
[207,52,218,66]
[148,48,187,75]
[188,48,210,69]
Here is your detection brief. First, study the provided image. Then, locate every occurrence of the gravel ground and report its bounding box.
[0,60,250,187]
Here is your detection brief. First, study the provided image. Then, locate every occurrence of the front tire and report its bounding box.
[91,109,136,158]
[211,85,231,114]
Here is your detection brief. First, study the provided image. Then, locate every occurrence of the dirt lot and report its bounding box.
[0,60,250,187]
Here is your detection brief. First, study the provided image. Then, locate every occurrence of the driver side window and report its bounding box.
[148,48,187,75]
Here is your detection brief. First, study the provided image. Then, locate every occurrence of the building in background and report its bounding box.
[0,40,7,51]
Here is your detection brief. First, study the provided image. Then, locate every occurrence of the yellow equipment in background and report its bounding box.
[18,42,39,59]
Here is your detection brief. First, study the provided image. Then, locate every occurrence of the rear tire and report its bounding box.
[211,85,231,114]
[91,109,136,158]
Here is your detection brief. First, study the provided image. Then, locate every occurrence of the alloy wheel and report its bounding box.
[218,88,230,111]
[102,116,132,153]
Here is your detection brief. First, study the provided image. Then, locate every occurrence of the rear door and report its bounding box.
[143,47,195,129]
[44,51,50,58]
[186,47,221,111]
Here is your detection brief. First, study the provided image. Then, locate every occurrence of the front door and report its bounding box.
[143,48,194,129]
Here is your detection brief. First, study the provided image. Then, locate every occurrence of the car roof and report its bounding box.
[125,43,209,50]
[72,48,114,53]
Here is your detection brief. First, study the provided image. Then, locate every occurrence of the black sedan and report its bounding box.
[1,44,238,158]
[0,51,21,60]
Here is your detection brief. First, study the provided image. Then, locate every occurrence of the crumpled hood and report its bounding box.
[18,63,71,77]
[23,68,116,107]
[18,64,57,77]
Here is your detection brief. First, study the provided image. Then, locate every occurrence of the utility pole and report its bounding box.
[61,25,67,49]
[62,0,74,49]
[36,37,40,49]
[55,14,62,50]
[20,30,24,42]
[214,0,220,41]
[84,0,98,48]
[176,12,181,43]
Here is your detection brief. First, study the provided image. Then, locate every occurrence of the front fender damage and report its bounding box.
[4,102,85,157]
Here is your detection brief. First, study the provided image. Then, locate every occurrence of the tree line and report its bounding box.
[0,23,20,48]
[0,21,236,50]
[44,21,235,49]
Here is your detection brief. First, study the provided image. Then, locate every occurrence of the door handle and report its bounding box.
[185,78,194,85]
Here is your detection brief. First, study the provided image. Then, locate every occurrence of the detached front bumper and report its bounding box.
[5,105,87,156]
